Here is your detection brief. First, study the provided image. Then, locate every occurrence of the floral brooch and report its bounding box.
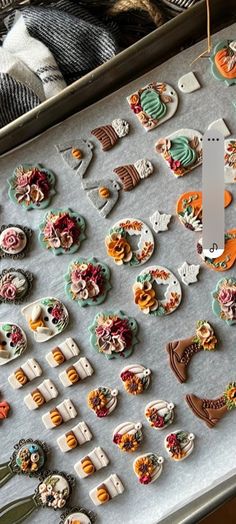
[133,453,164,485]
[0,225,32,259]
[133,265,182,316]
[186,383,236,428]
[145,400,175,430]
[0,438,48,487]
[212,278,236,326]
[120,364,151,395]
[0,323,27,366]
[89,310,138,360]
[21,297,69,342]
[156,129,203,177]
[87,387,118,418]
[105,218,154,266]
[165,430,195,461]
[113,421,143,453]
[65,257,111,306]
[0,268,33,304]
[39,208,86,255]
[8,164,56,210]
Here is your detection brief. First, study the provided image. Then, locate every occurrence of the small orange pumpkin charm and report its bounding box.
[15,368,28,385]
[97,485,110,504]
[32,389,45,407]
[215,48,236,80]
[72,148,83,159]
[67,367,79,384]
[52,348,65,365]
[50,408,62,426]
[66,431,78,449]
[82,457,95,476]
[99,187,110,199]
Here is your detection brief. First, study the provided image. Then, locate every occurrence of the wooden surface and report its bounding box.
[201,498,236,523]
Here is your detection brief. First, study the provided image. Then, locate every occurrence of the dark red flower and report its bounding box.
[166,434,178,447]
[30,168,50,197]
[51,305,63,320]
[120,370,134,382]
[113,433,122,444]
[139,475,152,485]
[96,408,109,418]
[11,330,22,344]
[153,416,165,428]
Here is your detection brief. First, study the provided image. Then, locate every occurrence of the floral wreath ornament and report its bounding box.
[133,265,182,316]
[65,257,111,307]
[89,310,139,360]
[212,277,236,326]
[8,164,56,210]
[39,208,86,256]
[105,218,154,267]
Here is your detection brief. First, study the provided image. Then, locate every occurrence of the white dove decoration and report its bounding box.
[178,262,200,286]
[150,210,172,233]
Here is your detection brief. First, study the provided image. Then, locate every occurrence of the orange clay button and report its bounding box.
[176,190,232,232]
[72,148,83,159]
[99,187,110,199]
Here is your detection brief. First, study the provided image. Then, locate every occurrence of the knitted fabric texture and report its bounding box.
[0,72,41,127]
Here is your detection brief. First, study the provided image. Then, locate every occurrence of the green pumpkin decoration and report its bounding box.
[140,89,167,120]
[169,136,197,167]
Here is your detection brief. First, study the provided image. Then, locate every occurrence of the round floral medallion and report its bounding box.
[8,164,56,210]
[145,400,175,430]
[15,440,46,475]
[89,310,138,359]
[113,421,143,453]
[37,473,72,509]
[133,265,182,316]
[105,218,154,266]
[165,430,195,461]
[87,386,118,418]
[120,364,151,395]
[0,225,32,258]
[39,208,86,255]
[0,269,33,304]
[65,257,111,306]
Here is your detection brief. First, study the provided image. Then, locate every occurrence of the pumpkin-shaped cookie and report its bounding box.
[120,364,151,395]
[165,430,195,461]
[88,387,118,418]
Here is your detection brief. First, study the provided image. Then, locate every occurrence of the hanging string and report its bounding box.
[191,0,211,64]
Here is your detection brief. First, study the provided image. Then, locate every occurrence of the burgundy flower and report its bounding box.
[11,330,22,344]
[197,242,203,254]
[113,433,122,444]
[139,475,152,485]
[51,305,63,320]
[166,434,178,447]
[153,416,165,428]
[120,370,134,382]
[30,169,50,196]
[96,408,109,418]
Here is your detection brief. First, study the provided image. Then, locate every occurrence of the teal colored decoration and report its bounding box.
[0,439,48,488]
[212,277,236,326]
[89,310,139,360]
[65,257,111,307]
[38,208,86,256]
[170,136,197,167]
[141,88,167,120]
[8,164,56,211]
[210,40,236,86]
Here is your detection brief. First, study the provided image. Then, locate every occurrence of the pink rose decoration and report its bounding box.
[51,305,63,320]
[218,287,236,308]
[0,283,17,300]
[11,330,22,344]
[1,229,22,251]
[139,475,152,485]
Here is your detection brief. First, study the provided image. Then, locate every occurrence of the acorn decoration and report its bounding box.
[114,158,154,191]
[91,119,130,151]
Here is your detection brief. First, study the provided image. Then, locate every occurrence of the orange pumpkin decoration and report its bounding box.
[97,485,110,504]
[82,458,95,476]
[215,48,236,80]
[32,389,45,407]
[52,348,65,365]
[99,187,110,199]
[67,367,79,384]
[72,148,83,159]
[66,432,78,449]
[15,368,28,385]
[50,409,62,426]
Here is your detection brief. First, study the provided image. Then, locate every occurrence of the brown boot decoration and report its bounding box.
[186,382,236,428]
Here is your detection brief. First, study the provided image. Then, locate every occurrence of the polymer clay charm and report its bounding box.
[0,399,10,420]
[0,471,74,523]
[74,447,109,478]
[165,430,195,461]
[59,357,94,387]
[24,379,58,410]
[127,81,178,131]
[8,358,42,389]
[8,164,56,210]
[145,400,175,430]
[133,453,164,485]
[46,337,80,367]
[224,139,236,183]
[149,210,171,233]
[60,507,96,524]
[120,364,151,395]
[56,139,94,177]
[113,421,143,452]
[133,265,182,316]
[212,277,236,326]
[105,218,154,266]
[178,72,201,93]
[39,208,86,255]
[197,229,236,271]
[89,474,124,506]
[88,387,118,418]
[114,158,153,191]
[42,399,77,429]
[0,323,27,365]
[178,261,200,285]
[186,382,236,428]
[208,118,230,138]
[176,190,232,231]
[0,438,48,487]
[0,225,32,259]
[21,297,69,342]
[89,310,138,359]
[57,422,93,452]
[0,268,33,304]
[167,320,218,383]
[82,178,121,218]
[91,119,129,150]
[210,40,236,86]
[65,257,111,306]
[156,128,203,177]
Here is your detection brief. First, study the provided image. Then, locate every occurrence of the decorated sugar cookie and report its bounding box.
[0,268,33,304]
[224,139,236,183]
[212,278,236,326]
[114,158,153,191]
[176,190,232,231]
[145,400,175,430]
[89,310,138,359]
[8,358,42,389]
[0,323,27,366]
[156,129,203,177]
[42,399,77,429]
[88,387,118,418]
[133,453,164,485]
[24,379,58,411]
[91,119,129,150]
[74,446,109,478]
[197,229,236,271]
[8,164,56,210]
[167,320,218,383]
[21,297,69,342]
[46,337,80,367]
[150,210,171,233]
[39,208,86,255]
[113,421,143,452]
[0,438,48,487]
[0,225,32,259]
[178,261,200,285]
[105,218,154,266]
[127,81,178,131]
[59,357,94,387]
[56,138,94,177]
[57,422,93,452]
[186,382,236,428]
[120,364,151,395]
[82,178,121,218]
[89,474,124,506]
[60,507,96,524]
[210,40,236,86]
[65,257,111,306]
[133,265,182,316]
[165,430,195,461]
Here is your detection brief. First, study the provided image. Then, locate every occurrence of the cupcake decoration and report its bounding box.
[0,225,32,259]
[120,364,151,395]
[8,164,56,210]
[0,438,48,488]
[165,430,195,461]
[21,297,69,343]
[0,323,27,366]
[39,208,86,256]
[133,265,182,316]
[87,387,118,418]
[212,278,236,326]
[145,400,175,430]
[156,129,203,177]
[0,268,33,304]
[91,118,129,151]
[105,218,154,266]
[113,421,143,453]
[210,40,236,86]
[133,453,164,485]
[65,257,111,306]
[89,310,138,360]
